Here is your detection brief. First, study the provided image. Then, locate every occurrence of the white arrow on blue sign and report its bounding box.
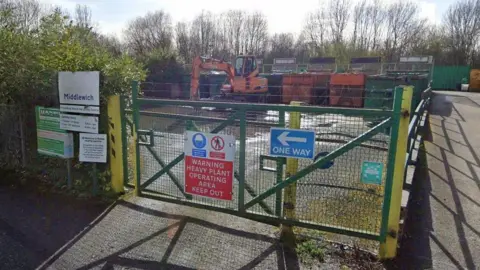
[269,128,316,159]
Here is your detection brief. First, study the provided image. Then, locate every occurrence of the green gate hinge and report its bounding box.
[259,155,285,172]
[138,129,155,146]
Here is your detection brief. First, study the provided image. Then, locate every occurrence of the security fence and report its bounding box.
[406,87,432,175]
[119,80,419,259]
[0,97,111,194]
[0,105,28,168]
[140,81,394,109]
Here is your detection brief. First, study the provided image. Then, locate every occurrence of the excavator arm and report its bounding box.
[190,56,235,100]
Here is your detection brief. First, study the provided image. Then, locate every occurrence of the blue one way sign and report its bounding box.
[269,128,316,159]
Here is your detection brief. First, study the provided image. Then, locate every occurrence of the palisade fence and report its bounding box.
[0,92,56,168]
[0,94,106,192]
[0,104,28,168]
[0,100,66,173]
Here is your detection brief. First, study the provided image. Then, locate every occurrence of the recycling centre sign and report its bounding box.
[184,131,236,200]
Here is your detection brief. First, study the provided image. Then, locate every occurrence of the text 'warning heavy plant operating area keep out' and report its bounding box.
[184,131,236,200]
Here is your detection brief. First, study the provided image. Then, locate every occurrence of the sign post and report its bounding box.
[184,131,235,200]
[35,106,74,188]
[58,71,103,194]
[277,102,305,248]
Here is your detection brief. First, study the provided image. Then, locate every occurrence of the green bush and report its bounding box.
[0,8,146,197]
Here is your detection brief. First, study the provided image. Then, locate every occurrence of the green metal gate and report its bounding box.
[122,81,406,248]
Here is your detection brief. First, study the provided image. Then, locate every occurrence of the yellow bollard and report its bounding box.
[379,86,413,258]
[107,95,125,193]
[280,101,302,247]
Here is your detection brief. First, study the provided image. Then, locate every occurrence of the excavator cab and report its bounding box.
[190,55,267,101]
[234,56,257,77]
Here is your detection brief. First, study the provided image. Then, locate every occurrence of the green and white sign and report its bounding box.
[361,161,384,185]
[36,106,74,158]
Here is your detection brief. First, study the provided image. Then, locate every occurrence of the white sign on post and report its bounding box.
[58,71,100,106]
[79,133,107,163]
[60,113,99,133]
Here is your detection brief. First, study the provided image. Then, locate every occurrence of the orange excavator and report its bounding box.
[190,55,268,102]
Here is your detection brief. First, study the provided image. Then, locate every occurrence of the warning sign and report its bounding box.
[184,131,236,200]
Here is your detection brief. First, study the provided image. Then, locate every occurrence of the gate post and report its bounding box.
[132,81,142,196]
[379,86,413,259]
[108,95,125,193]
[280,101,301,247]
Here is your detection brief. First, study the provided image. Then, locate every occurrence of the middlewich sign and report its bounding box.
[58,71,100,106]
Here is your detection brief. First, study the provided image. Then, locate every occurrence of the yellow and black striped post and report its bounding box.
[108,95,125,193]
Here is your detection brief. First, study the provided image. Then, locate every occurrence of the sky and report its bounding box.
[38,0,456,39]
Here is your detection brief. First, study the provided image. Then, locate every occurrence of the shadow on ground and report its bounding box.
[0,186,108,270]
[39,198,301,270]
[391,91,480,270]
[389,124,434,269]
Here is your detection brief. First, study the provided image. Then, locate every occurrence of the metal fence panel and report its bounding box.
[431,65,470,90]
[126,81,400,240]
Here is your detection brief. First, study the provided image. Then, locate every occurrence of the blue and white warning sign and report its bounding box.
[191,133,207,157]
[184,131,236,200]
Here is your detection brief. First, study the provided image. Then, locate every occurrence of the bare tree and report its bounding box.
[175,21,192,63]
[124,10,173,57]
[213,13,230,59]
[303,7,330,55]
[96,34,123,56]
[242,11,268,56]
[384,2,426,61]
[0,0,17,28]
[329,0,350,44]
[351,0,385,53]
[351,0,366,50]
[223,10,245,57]
[74,4,92,29]
[368,0,385,52]
[269,33,295,59]
[0,0,41,31]
[352,0,375,52]
[71,4,95,43]
[443,0,480,65]
[409,26,449,63]
[294,33,310,63]
[189,11,216,56]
